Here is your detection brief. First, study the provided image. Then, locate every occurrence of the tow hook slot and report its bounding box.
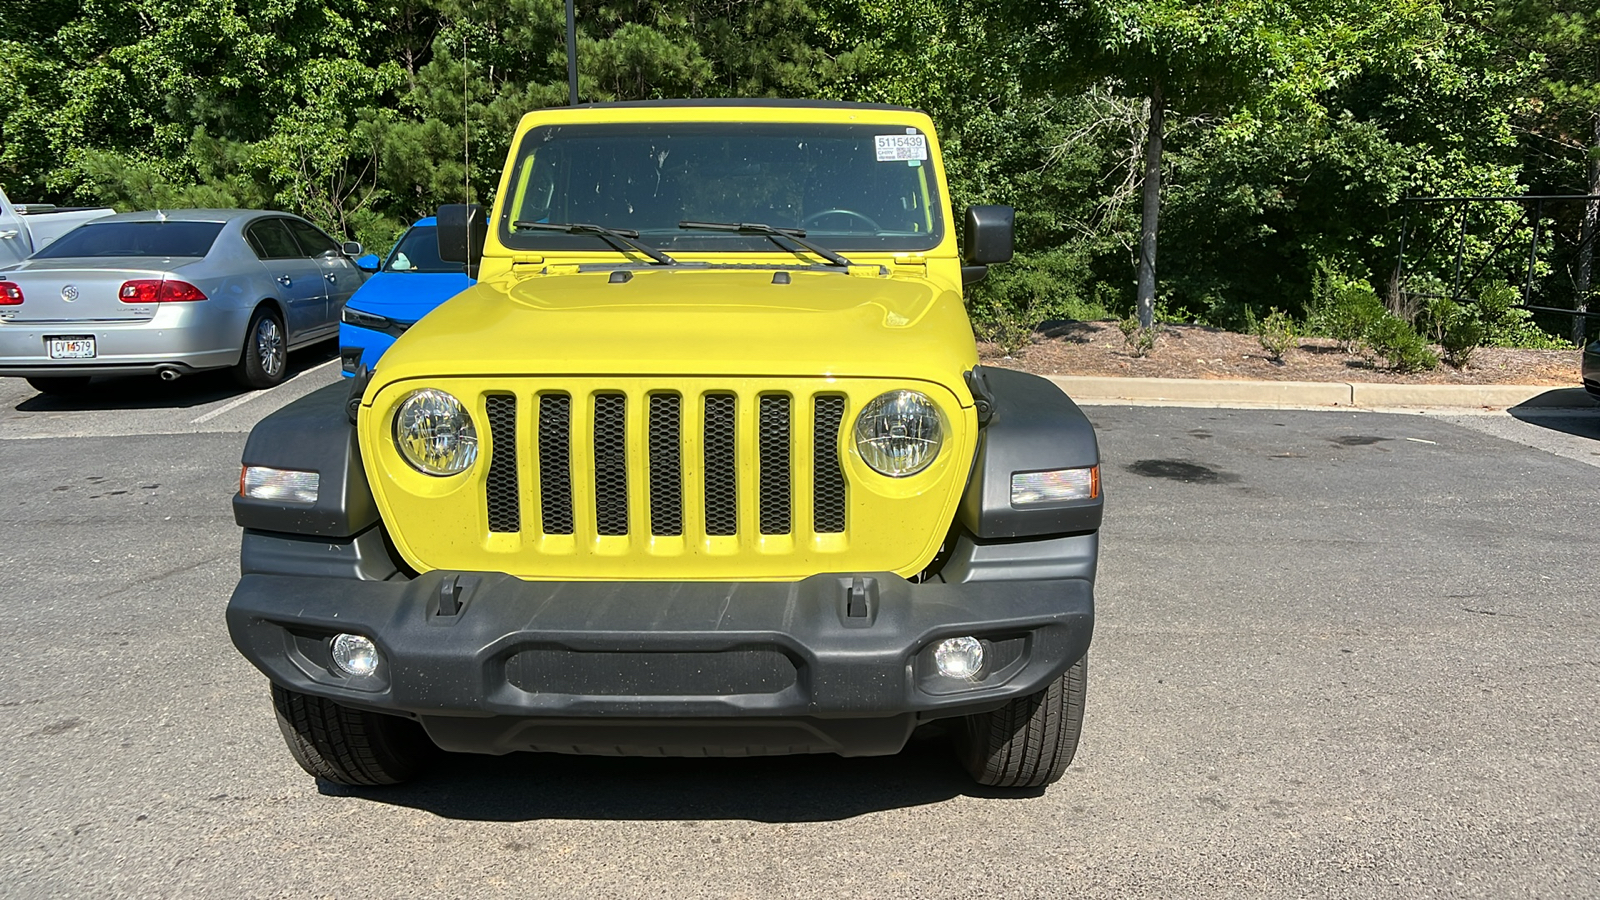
[431,574,477,621]
[841,576,879,627]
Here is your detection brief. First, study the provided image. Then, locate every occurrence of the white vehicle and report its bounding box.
[0,187,114,267]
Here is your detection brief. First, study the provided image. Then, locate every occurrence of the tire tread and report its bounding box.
[956,655,1086,788]
[271,685,435,786]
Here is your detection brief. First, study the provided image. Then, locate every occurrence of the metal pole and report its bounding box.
[566,0,579,106]
[1393,204,1410,289]
[1450,201,1468,302]
[1526,199,1542,299]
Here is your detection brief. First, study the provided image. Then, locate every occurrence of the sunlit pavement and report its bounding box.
[2,381,1598,898]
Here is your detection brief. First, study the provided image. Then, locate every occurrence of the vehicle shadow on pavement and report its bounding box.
[321,732,1043,822]
[1508,391,1600,441]
[8,343,336,412]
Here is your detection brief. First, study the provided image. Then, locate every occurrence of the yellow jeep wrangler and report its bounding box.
[227,100,1101,788]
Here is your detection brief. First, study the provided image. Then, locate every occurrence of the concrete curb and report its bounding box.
[1045,375,1600,411]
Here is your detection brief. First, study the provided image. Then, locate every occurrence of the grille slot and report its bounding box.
[594,394,629,535]
[813,396,846,533]
[758,395,792,535]
[704,394,738,536]
[648,394,683,536]
[485,396,520,533]
[538,394,574,534]
[509,647,797,696]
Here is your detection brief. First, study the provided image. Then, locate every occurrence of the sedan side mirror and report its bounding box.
[436,203,487,270]
[342,240,364,258]
[355,253,381,273]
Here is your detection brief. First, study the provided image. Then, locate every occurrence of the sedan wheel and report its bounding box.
[234,308,288,389]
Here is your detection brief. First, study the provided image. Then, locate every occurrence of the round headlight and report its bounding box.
[393,389,478,475]
[853,390,943,477]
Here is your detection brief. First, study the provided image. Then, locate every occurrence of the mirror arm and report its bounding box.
[961,265,989,287]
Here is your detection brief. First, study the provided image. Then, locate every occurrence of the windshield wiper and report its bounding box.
[677,221,852,267]
[512,221,677,266]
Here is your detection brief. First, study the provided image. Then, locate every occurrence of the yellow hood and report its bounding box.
[368,267,980,393]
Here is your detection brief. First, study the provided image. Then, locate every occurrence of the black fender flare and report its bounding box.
[958,366,1103,540]
[233,381,378,538]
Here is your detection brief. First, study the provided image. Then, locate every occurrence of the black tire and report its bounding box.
[234,307,287,389]
[26,375,92,395]
[953,655,1086,788]
[271,684,437,786]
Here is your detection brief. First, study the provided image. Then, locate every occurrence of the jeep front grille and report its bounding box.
[537,394,575,535]
[812,396,847,533]
[703,394,739,536]
[647,394,683,536]
[500,388,846,540]
[485,395,520,533]
[367,377,971,580]
[593,393,629,536]
[758,395,792,535]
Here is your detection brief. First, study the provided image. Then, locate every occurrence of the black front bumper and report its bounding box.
[227,568,1093,757]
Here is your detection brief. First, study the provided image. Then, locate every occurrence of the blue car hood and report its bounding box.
[346,272,474,323]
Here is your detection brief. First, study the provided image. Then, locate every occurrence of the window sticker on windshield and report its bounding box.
[875,134,928,162]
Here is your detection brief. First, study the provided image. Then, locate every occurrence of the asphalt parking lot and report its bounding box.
[2,367,1598,898]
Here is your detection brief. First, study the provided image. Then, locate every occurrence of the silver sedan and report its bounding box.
[0,209,366,393]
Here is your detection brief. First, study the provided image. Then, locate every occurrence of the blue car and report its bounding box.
[338,217,473,375]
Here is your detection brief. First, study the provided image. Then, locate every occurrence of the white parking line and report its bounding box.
[190,359,338,424]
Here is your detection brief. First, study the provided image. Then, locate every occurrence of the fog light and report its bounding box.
[934,636,984,679]
[330,633,380,677]
[241,466,319,503]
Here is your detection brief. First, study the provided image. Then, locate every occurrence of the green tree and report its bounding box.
[1488,1,1599,341]
[1001,0,1299,327]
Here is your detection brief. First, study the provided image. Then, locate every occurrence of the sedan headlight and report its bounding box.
[393,389,478,475]
[854,390,943,476]
[342,306,390,330]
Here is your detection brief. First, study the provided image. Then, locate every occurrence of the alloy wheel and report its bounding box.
[257,317,285,379]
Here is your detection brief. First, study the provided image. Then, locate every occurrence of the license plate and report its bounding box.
[47,336,96,359]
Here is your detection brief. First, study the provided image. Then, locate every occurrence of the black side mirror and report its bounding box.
[436,203,487,269]
[963,205,1014,265]
[961,205,1015,287]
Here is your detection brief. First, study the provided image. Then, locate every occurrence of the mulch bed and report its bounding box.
[978,320,1578,386]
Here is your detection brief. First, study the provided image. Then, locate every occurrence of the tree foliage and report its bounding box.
[0,0,1593,345]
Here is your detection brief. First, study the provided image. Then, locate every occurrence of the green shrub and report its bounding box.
[1255,307,1297,362]
[965,246,1110,351]
[973,305,1037,356]
[1475,280,1567,349]
[1424,294,1486,368]
[1308,270,1388,351]
[1366,315,1439,372]
[1441,316,1485,368]
[1118,313,1158,356]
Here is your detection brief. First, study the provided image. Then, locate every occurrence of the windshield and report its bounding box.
[34,221,225,259]
[498,122,943,254]
[384,225,464,274]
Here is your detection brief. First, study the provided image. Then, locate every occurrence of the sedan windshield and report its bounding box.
[385,225,465,273]
[498,121,942,255]
[33,221,226,259]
